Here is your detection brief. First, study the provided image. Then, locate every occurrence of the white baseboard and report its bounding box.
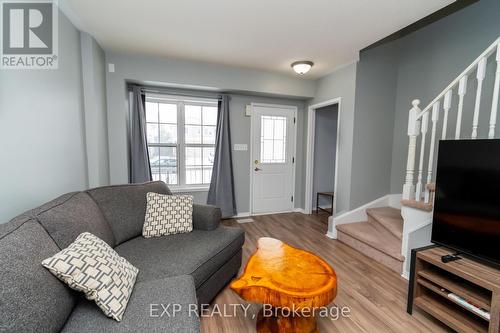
[233,212,251,218]
[325,230,336,239]
[234,208,306,218]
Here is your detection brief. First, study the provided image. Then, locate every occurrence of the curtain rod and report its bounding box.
[128,84,223,100]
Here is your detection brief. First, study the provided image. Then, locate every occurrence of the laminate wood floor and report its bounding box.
[201,212,451,333]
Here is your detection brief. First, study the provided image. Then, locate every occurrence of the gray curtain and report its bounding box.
[207,95,237,217]
[129,86,152,183]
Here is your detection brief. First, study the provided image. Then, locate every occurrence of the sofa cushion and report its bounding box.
[87,181,171,245]
[143,193,193,237]
[0,217,77,333]
[62,275,200,333]
[115,226,245,287]
[42,232,139,322]
[34,192,115,248]
[192,204,220,231]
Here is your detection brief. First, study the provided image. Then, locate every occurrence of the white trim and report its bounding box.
[249,103,298,215]
[251,210,295,216]
[233,208,305,218]
[305,98,341,215]
[251,102,299,110]
[326,194,401,238]
[233,212,251,218]
[325,230,336,239]
[146,93,218,105]
[170,186,209,193]
[400,206,433,279]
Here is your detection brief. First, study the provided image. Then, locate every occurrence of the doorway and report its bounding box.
[305,98,341,215]
[312,105,338,214]
[250,103,297,215]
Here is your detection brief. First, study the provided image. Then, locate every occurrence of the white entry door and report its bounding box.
[251,104,296,214]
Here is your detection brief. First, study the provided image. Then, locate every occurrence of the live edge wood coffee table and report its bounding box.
[231,237,337,333]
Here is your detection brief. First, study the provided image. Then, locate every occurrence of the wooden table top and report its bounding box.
[230,237,337,309]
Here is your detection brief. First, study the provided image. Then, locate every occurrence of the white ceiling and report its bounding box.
[61,0,455,79]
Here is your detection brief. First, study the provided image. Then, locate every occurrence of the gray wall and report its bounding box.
[310,63,357,213]
[0,12,88,222]
[80,32,110,188]
[312,105,338,209]
[350,40,399,208]
[3,0,496,223]
[389,0,500,193]
[105,52,316,185]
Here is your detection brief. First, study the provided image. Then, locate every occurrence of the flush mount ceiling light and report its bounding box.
[291,61,314,75]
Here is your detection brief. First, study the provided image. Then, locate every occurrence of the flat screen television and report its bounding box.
[431,139,500,268]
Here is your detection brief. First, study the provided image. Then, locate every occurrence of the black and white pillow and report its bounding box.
[41,232,138,321]
[143,193,193,238]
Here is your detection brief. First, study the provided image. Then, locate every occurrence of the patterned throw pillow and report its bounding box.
[143,193,193,238]
[41,232,139,321]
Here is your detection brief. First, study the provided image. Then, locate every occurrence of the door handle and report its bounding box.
[254,167,262,171]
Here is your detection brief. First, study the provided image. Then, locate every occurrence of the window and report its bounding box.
[260,115,287,163]
[145,95,217,188]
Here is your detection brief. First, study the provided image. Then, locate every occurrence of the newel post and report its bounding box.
[402,99,421,200]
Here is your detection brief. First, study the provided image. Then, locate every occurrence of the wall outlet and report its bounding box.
[234,144,248,151]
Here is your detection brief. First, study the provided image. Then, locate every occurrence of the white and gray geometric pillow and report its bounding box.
[41,232,139,321]
[143,193,193,238]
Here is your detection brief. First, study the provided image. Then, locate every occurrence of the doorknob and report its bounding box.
[254,167,262,171]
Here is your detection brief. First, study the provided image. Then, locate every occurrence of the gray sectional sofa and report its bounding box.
[0,181,245,332]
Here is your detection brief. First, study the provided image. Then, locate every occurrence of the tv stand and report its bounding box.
[407,246,500,333]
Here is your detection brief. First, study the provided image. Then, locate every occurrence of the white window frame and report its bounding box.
[145,94,218,191]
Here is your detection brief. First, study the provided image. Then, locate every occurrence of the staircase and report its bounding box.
[398,36,500,277]
[336,207,404,274]
[329,37,500,278]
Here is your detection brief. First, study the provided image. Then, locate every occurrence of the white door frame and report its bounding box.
[304,97,342,215]
[249,103,298,215]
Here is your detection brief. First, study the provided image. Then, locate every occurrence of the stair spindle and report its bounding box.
[442,90,452,140]
[416,112,429,201]
[488,44,500,139]
[403,100,421,200]
[425,102,440,203]
[472,58,487,139]
[455,76,468,139]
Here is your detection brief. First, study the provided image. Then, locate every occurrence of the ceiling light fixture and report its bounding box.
[291,61,314,75]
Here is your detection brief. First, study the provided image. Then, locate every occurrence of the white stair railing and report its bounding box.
[403,37,500,203]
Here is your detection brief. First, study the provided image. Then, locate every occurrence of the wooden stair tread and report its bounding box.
[336,222,404,261]
[401,199,433,211]
[366,207,403,240]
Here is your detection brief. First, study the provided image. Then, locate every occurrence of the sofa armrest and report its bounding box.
[192,204,221,231]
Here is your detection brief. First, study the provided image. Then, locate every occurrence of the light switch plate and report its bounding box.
[234,144,248,151]
[108,63,115,73]
[245,105,252,116]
